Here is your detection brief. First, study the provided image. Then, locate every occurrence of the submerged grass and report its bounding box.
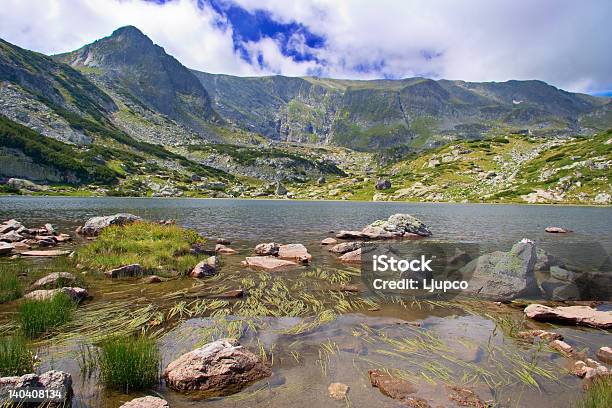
[99,335,160,393]
[75,222,206,276]
[19,292,75,338]
[0,266,22,303]
[0,335,34,376]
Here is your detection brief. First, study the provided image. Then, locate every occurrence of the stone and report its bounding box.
[24,287,88,302]
[119,396,169,408]
[404,396,433,408]
[10,241,31,250]
[524,304,612,329]
[516,329,563,343]
[215,244,237,254]
[144,275,163,284]
[549,339,573,354]
[30,272,76,290]
[365,213,432,238]
[549,266,576,282]
[320,237,337,245]
[275,182,288,196]
[21,250,71,257]
[328,382,349,400]
[368,369,415,400]
[448,386,486,408]
[278,244,312,263]
[339,248,363,264]
[460,239,539,301]
[80,213,142,236]
[242,256,298,271]
[254,242,280,256]
[375,179,391,190]
[212,289,244,299]
[0,370,72,406]
[216,238,231,245]
[191,256,219,278]
[44,223,56,235]
[163,338,271,394]
[55,233,72,243]
[105,264,145,278]
[584,365,610,382]
[329,241,362,254]
[572,361,589,377]
[317,177,326,185]
[596,346,612,364]
[0,242,12,255]
[335,230,366,239]
[0,230,24,242]
[545,226,571,233]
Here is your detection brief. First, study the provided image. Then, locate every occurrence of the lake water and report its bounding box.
[0,197,610,408]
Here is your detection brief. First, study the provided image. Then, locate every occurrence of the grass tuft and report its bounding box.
[0,335,34,376]
[19,292,75,338]
[0,265,22,303]
[99,335,160,393]
[75,222,206,276]
[576,377,612,408]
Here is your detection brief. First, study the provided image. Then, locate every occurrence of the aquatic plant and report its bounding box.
[0,335,34,376]
[575,376,612,408]
[99,335,160,393]
[0,265,22,303]
[75,222,206,276]
[19,292,75,338]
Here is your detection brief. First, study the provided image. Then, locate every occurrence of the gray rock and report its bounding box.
[329,241,362,254]
[7,178,47,192]
[275,182,287,196]
[375,179,391,190]
[0,370,72,406]
[190,256,219,278]
[254,242,280,256]
[317,177,326,185]
[460,239,538,301]
[550,265,577,282]
[105,264,145,278]
[81,213,142,236]
[0,230,24,242]
[24,287,88,302]
[163,338,271,394]
[30,272,76,290]
[366,213,432,238]
[119,396,169,408]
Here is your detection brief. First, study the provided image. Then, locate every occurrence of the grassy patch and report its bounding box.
[0,265,22,303]
[19,292,75,338]
[99,336,160,392]
[576,377,612,408]
[75,222,206,276]
[0,335,34,376]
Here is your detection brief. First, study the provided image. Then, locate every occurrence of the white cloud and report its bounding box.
[0,0,610,93]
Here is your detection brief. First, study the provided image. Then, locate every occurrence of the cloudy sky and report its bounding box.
[1,0,610,94]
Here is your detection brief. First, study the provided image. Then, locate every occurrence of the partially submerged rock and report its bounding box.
[328,382,349,400]
[549,339,574,355]
[0,242,12,255]
[460,239,539,301]
[30,272,76,290]
[339,248,363,264]
[254,242,280,256]
[320,237,337,245]
[329,241,362,254]
[21,250,71,257]
[368,369,415,400]
[337,214,432,240]
[80,213,142,236]
[215,244,237,254]
[119,396,169,408]
[278,244,312,263]
[105,263,145,278]
[242,256,298,271]
[517,329,563,343]
[596,346,612,364]
[191,256,219,278]
[24,287,88,302]
[163,338,271,394]
[525,304,612,329]
[447,386,486,408]
[0,370,72,406]
[545,226,572,233]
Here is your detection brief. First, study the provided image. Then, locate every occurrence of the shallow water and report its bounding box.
[0,197,610,407]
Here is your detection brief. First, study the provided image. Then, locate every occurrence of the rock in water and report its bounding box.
[242,256,298,270]
[80,213,142,236]
[329,241,362,254]
[0,370,72,406]
[320,237,337,245]
[105,264,144,278]
[191,256,219,278]
[278,244,312,263]
[215,244,237,254]
[163,338,271,394]
[596,347,612,364]
[339,248,363,264]
[0,242,12,255]
[364,214,432,238]
[21,250,71,257]
[254,242,280,256]
[375,179,391,190]
[119,396,169,408]
[460,239,538,301]
[328,382,349,400]
[545,226,571,233]
[24,287,88,302]
[368,369,416,400]
[30,272,76,290]
[524,304,612,329]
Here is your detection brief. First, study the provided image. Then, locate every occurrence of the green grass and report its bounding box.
[0,265,22,303]
[75,222,206,276]
[576,377,612,408]
[99,336,160,392]
[19,292,76,338]
[0,335,34,376]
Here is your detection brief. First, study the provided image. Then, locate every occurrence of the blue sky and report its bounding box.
[0,0,610,94]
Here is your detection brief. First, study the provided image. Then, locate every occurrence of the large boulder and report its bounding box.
[119,396,169,408]
[367,214,432,237]
[0,219,22,234]
[0,230,24,243]
[105,264,145,278]
[163,338,271,394]
[375,179,392,190]
[524,304,612,329]
[30,272,76,290]
[254,242,280,256]
[0,370,72,406]
[80,213,142,236]
[191,256,219,278]
[460,239,539,301]
[24,287,88,302]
